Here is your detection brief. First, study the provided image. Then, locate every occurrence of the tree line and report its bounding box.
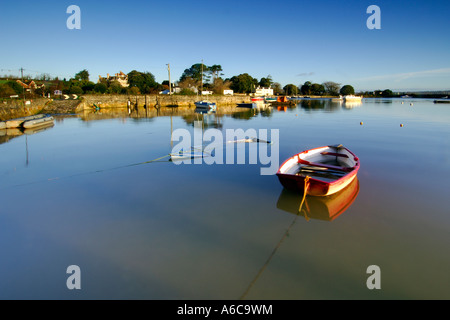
[0,65,398,98]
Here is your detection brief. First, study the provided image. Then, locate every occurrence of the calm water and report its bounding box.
[0,98,449,300]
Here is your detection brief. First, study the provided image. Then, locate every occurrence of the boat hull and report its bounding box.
[236,103,257,108]
[194,101,216,111]
[276,145,360,196]
[5,114,48,129]
[343,95,363,102]
[23,116,54,129]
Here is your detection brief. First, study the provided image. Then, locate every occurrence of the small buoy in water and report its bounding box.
[360,121,363,125]
[401,101,404,104]
[400,124,404,127]
[410,103,413,106]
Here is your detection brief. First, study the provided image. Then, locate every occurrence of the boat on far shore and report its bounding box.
[434,99,450,104]
[251,96,264,102]
[236,103,257,108]
[343,95,363,102]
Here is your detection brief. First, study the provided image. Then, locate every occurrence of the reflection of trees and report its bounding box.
[300,100,326,110]
[230,107,273,120]
[300,100,341,112]
[181,112,223,129]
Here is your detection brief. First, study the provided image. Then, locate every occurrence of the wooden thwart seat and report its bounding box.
[321,152,349,158]
[298,159,353,172]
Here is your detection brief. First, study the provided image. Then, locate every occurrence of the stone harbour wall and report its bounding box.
[0,98,50,121]
[78,94,252,110]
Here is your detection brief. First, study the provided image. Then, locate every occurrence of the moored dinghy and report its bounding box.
[276,145,360,196]
[5,114,48,129]
[22,115,54,129]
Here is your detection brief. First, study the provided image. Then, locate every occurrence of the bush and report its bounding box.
[127,86,140,95]
[177,88,196,95]
[70,86,83,95]
[6,81,23,95]
[94,83,107,94]
[0,83,16,97]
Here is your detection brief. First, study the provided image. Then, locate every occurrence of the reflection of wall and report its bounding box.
[79,94,252,110]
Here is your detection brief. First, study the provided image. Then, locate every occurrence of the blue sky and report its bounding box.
[1,0,449,91]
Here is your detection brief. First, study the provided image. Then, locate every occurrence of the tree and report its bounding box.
[180,63,210,84]
[94,83,107,94]
[323,81,341,96]
[382,89,393,97]
[70,86,83,95]
[127,70,159,94]
[128,86,140,95]
[259,75,273,88]
[74,69,89,81]
[177,77,199,93]
[80,81,95,93]
[108,81,123,94]
[228,73,258,93]
[340,85,355,96]
[211,78,231,94]
[311,83,325,96]
[300,81,312,95]
[283,84,298,95]
[209,65,223,82]
[272,82,283,95]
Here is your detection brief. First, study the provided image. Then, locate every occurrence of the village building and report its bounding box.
[98,71,129,87]
[254,86,273,96]
[16,80,45,91]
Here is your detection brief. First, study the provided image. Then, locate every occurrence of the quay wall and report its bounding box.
[78,94,252,110]
[0,98,50,121]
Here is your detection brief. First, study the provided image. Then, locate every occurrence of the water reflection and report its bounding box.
[343,101,363,109]
[276,178,360,221]
[0,122,54,145]
[182,110,223,129]
[299,100,343,112]
[231,105,273,120]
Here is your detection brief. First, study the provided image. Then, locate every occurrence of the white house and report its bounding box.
[255,86,273,96]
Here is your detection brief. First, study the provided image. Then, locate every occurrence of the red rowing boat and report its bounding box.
[276,145,360,196]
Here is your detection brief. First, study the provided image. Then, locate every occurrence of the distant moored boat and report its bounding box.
[343,95,363,102]
[194,101,216,111]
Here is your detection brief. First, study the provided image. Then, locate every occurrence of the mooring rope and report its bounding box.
[298,176,311,221]
[240,175,311,300]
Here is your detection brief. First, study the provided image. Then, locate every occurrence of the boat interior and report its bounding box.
[279,146,357,182]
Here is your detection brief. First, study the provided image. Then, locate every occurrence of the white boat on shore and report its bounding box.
[343,95,363,102]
